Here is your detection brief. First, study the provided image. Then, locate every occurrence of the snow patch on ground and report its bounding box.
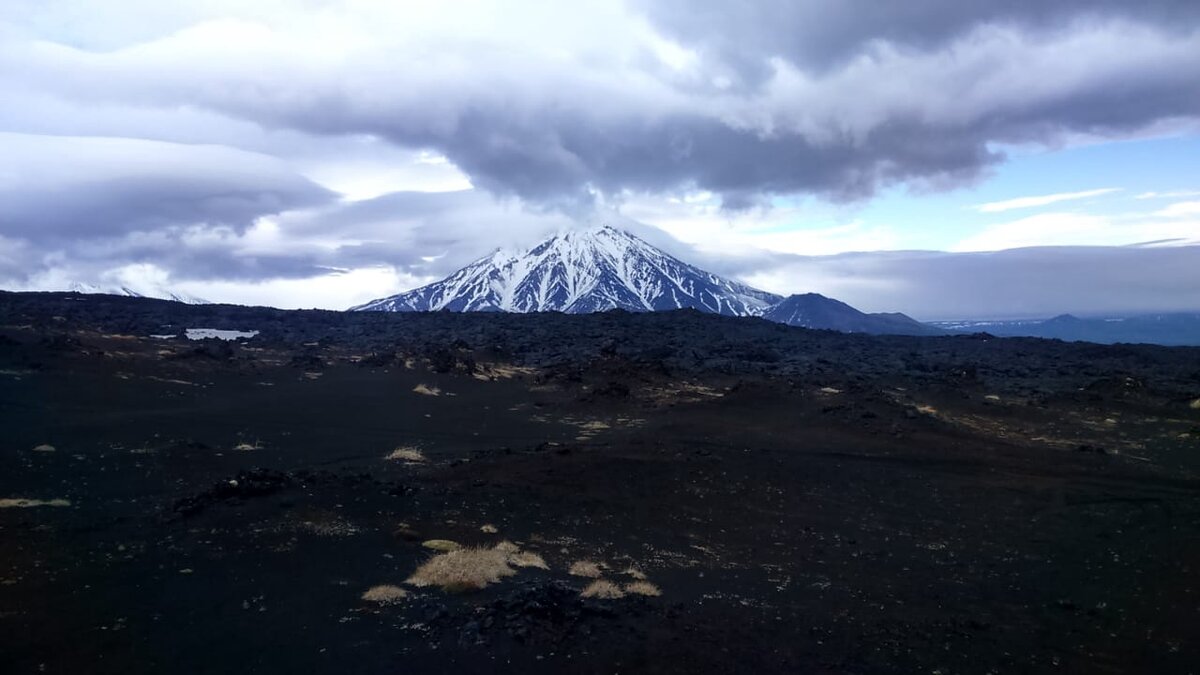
[184,328,259,341]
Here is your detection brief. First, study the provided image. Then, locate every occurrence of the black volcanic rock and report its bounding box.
[2,290,1199,674]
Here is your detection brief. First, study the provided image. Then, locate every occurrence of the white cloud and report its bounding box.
[951,211,1200,252]
[1134,190,1200,199]
[1154,200,1200,218]
[297,146,474,202]
[181,266,428,309]
[972,188,1120,213]
[622,192,899,260]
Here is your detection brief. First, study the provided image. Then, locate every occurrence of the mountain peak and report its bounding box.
[352,226,781,315]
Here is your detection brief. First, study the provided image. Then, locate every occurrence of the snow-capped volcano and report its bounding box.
[352,225,781,315]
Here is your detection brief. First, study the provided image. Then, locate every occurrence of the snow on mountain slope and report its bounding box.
[352,225,782,316]
[67,281,208,305]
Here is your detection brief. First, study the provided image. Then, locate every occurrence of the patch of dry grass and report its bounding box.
[621,566,647,580]
[407,546,516,592]
[646,381,724,405]
[472,363,537,381]
[493,540,520,554]
[386,447,427,463]
[422,539,462,552]
[0,498,70,508]
[233,441,261,452]
[406,542,549,592]
[508,551,549,569]
[480,523,498,534]
[413,383,442,396]
[569,560,603,578]
[580,580,625,599]
[1191,398,1200,410]
[361,584,408,605]
[624,581,662,597]
[493,541,547,568]
[31,444,55,453]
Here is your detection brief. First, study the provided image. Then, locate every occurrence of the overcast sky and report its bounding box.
[1,0,1198,319]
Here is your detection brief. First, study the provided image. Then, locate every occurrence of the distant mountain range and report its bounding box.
[933,314,1200,346]
[67,282,208,305]
[762,293,945,336]
[354,225,937,336]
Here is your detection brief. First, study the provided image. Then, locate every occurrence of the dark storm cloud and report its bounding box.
[425,5,1200,206]
[6,2,1198,210]
[404,113,995,204]
[636,0,1200,78]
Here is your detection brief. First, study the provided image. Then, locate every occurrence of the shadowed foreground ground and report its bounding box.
[1,292,1198,674]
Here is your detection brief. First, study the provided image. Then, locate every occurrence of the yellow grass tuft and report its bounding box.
[507,551,549,570]
[386,447,427,462]
[569,560,603,578]
[493,540,520,554]
[407,546,516,592]
[580,580,625,599]
[1191,398,1200,410]
[624,581,662,597]
[422,539,462,552]
[361,584,408,605]
[480,523,499,534]
[412,383,442,396]
[621,566,647,580]
[0,498,70,509]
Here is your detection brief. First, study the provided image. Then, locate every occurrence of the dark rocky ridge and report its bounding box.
[761,292,942,336]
